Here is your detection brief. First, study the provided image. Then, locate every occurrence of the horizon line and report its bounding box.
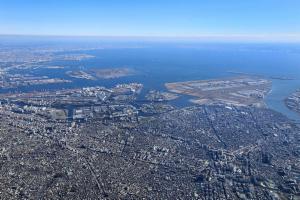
[1,33,300,42]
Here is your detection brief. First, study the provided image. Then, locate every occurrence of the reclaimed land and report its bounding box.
[165,76,272,107]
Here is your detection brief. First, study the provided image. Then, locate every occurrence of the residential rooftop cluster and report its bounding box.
[0,69,299,199]
[0,101,299,199]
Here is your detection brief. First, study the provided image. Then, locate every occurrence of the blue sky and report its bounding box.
[1,0,300,41]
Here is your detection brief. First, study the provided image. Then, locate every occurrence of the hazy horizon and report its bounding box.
[1,34,300,43]
[1,0,300,42]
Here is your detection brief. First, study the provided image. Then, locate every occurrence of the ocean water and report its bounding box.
[3,41,300,121]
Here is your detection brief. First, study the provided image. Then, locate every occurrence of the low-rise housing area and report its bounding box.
[0,83,299,199]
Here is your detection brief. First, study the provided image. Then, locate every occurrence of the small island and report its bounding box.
[90,67,134,79]
[66,67,134,80]
[66,70,96,80]
[285,89,300,114]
